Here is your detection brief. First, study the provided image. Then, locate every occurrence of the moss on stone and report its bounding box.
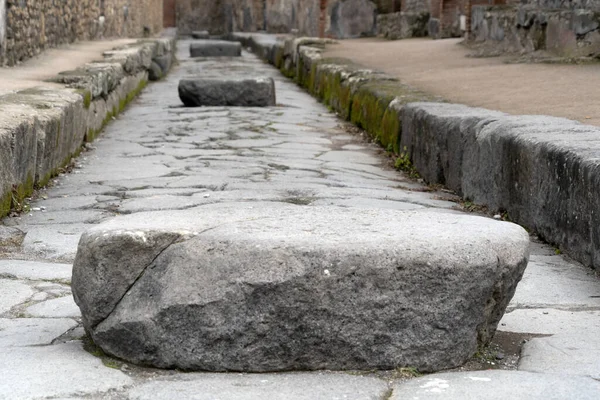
[0,190,12,218]
[76,89,93,109]
[274,47,284,69]
[381,106,402,154]
[350,81,431,149]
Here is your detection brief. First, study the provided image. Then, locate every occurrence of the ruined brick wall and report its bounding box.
[177,0,377,38]
[176,0,225,35]
[470,4,600,57]
[518,0,600,8]
[1,0,163,67]
[403,0,431,13]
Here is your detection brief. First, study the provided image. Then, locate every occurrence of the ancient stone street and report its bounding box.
[0,40,599,399]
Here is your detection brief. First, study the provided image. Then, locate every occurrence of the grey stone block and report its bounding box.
[191,30,210,39]
[178,78,276,107]
[153,54,172,74]
[401,102,600,270]
[189,40,242,57]
[73,203,529,372]
[148,61,163,81]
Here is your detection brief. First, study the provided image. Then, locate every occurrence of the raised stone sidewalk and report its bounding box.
[233,33,600,272]
[0,37,598,399]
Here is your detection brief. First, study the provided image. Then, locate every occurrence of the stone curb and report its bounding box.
[228,32,600,271]
[0,38,176,218]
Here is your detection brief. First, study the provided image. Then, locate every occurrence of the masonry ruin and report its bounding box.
[1,0,599,397]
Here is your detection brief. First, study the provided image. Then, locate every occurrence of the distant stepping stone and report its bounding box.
[189,40,241,57]
[178,78,276,107]
[72,203,530,372]
[191,30,210,39]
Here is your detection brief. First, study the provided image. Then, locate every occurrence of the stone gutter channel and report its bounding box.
[227,32,600,272]
[0,37,176,218]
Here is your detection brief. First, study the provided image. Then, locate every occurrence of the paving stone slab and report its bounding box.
[73,203,529,372]
[508,253,600,309]
[189,40,242,57]
[21,224,92,261]
[0,279,35,315]
[0,318,78,347]
[519,333,600,380]
[500,309,600,335]
[127,372,389,400]
[26,296,80,319]
[0,260,72,281]
[389,370,600,400]
[0,341,132,399]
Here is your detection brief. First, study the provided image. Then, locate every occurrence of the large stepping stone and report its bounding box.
[178,78,276,107]
[72,202,529,372]
[189,40,242,57]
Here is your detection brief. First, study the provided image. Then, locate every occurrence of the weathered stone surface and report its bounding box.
[0,260,72,282]
[377,12,430,40]
[190,40,242,57]
[154,54,173,74]
[0,279,35,314]
[73,203,529,372]
[390,370,600,400]
[0,342,133,399]
[328,0,378,38]
[191,30,210,39]
[401,102,600,271]
[1,0,163,67]
[148,61,164,81]
[0,226,25,248]
[0,318,78,347]
[26,296,81,319]
[178,78,276,107]
[470,5,600,58]
[520,333,600,380]
[128,372,389,400]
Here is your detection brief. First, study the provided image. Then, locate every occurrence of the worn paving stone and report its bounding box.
[26,296,80,319]
[519,334,600,380]
[508,248,600,310]
[500,308,600,335]
[127,372,390,400]
[0,341,132,399]
[0,279,35,315]
[0,260,72,281]
[21,224,92,261]
[0,318,78,347]
[390,370,600,400]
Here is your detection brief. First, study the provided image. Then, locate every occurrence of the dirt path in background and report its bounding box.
[0,39,136,96]
[324,38,600,127]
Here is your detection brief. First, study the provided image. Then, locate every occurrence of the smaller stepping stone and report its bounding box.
[191,31,210,39]
[178,78,276,107]
[189,40,241,57]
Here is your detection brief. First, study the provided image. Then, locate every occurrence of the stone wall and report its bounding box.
[0,38,175,218]
[519,0,600,9]
[377,11,430,39]
[469,5,600,57]
[177,0,377,38]
[1,0,163,66]
[0,2,6,60]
